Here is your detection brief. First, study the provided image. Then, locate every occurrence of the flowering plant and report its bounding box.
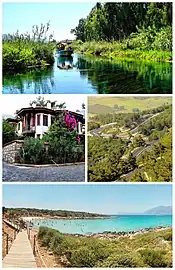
[64,112,78,131]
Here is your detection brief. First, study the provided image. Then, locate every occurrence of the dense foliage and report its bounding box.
[128,130,172,182]
[88,137,136,182]
[3,120,17,145]
[71,3,172,61]
[5,208,105,218]
[88,104,172,182]
[38,227,172,268]
[3,22,55,73]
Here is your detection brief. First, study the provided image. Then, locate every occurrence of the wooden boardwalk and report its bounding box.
[3,230,37,268]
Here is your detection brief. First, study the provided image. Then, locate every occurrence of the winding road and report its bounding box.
[3,162,85,182]
[89,112,161,137]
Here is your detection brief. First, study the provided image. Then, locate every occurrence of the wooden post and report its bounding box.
[28,228,30,240]
[14,230,16,239]
[33,235,36,256]
[6,234,9,255]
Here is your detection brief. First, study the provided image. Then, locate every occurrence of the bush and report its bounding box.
[97,254,141,268]
[3,120,17,145]
[19,137,47,164]
[140,249,167,267]
[70,247,97,267]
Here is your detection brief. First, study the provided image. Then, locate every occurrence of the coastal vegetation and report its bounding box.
[38,226,172,268]
[4,207,107,219]
[3,22,55,73]
[71,3,172,62]
[88,98,172,182]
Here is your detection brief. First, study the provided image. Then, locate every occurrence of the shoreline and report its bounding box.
[72,45,172,63]
[22,215,112,221]
[31,225,171,240]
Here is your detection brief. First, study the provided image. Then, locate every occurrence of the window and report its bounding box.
[37,115,40,126]
[43,115,48,126]
[18,123,20,130]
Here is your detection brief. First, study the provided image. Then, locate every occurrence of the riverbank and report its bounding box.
[3,23,55,73]
[72,41,172,62]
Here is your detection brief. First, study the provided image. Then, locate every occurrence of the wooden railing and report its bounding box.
[28,229,47,268]
[2,229,18,258]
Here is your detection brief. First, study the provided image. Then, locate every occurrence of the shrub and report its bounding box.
[140,249,167,267]
[3,120,17,145]
[70,247,97,267]
[19,137,47,164]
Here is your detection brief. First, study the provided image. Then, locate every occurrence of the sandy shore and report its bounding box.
[22,216,111,221]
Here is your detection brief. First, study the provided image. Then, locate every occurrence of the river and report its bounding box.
[3,54,172,94]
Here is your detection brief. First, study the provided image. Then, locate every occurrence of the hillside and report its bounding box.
[88,97,172,115]
[88,102,172,182]
[4,207,108,219]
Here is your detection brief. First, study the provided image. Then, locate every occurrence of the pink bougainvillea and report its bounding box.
[64,112,81,143]
[76,135,81,144]
[64,112,78,131]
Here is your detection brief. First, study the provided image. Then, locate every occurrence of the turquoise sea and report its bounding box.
[32,215,172,235]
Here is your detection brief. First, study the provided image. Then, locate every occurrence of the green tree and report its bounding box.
[3,119,17,145]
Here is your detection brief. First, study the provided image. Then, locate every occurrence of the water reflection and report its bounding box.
[3,67,56,94]
[76,55,172,94]
[3,53,172,94]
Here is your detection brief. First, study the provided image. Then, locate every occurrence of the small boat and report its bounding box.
[57,49,73,57]
[57,43,73,57]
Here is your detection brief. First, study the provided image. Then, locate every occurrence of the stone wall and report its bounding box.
[3,140,24,163]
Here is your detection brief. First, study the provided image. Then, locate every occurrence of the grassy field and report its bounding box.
[88,97,172,116]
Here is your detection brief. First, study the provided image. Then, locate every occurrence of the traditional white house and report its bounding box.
[7,103,85,139]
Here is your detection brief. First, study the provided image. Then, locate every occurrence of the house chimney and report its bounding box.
[47,102,51,109]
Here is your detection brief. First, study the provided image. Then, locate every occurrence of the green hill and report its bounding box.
[88,97,172,116]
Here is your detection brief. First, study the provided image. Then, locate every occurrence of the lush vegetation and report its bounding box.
[4,208,106,219]
[128,130,172,182]
[3,120,17,145]
[38,226,172,268]
[19,113,84,165]
[3,22,55,73]
[71,3,172,62]
[88,101,172,182]
[3,97,85,165]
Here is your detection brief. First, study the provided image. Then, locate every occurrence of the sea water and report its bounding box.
[32,215,172,235]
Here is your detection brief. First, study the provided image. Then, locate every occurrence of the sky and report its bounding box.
[3,2,95,40]
[3,184,172,215]
[1,94,86,117]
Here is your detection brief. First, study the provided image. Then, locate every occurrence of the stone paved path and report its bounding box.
[3,162,85,182]
[3,231,37,268]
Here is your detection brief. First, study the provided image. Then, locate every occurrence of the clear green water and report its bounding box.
[32,215,172,235]
[3,54,172,94]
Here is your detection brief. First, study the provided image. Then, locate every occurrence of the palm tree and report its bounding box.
[29,96,66,109]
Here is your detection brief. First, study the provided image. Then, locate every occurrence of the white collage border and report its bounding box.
[0,0,174,270]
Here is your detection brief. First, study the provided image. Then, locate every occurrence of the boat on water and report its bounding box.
[56,42,73,57]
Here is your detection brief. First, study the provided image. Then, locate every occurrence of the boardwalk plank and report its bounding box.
[3,231,37,268]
